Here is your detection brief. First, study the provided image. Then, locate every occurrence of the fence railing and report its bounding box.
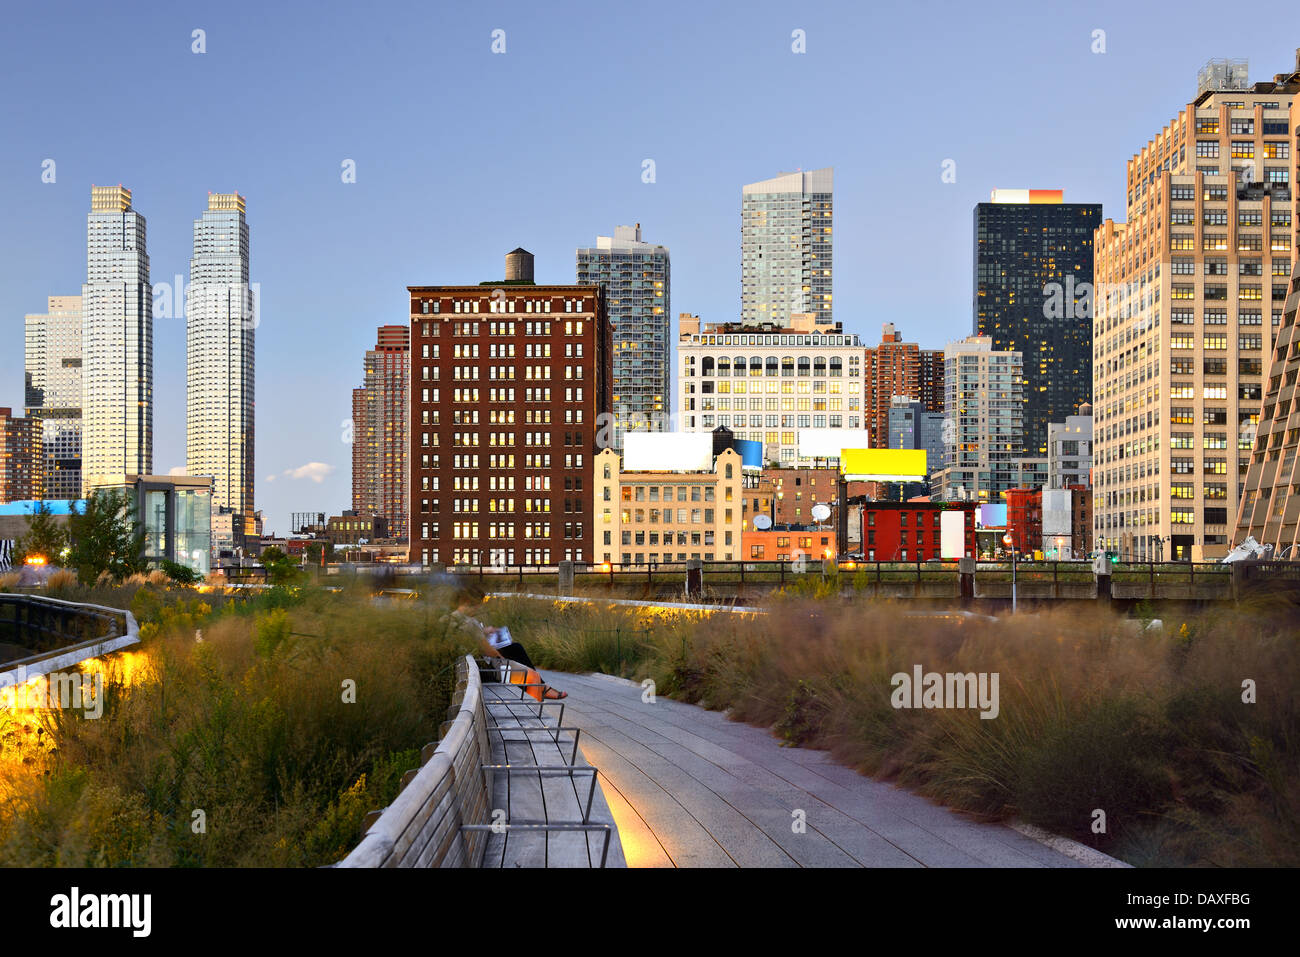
[0,593,139,680]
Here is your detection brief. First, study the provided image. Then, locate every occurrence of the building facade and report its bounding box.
[87,473,212,577]
[576,224,670,447]
[82,186,151,492]
[677,313,864,466]
[860,501,977,562]
[1047,406,1093,489]
[741,168,833,327]
[352,325,409,541]
[743,526,836,561]
[1093,57,1300,561]
[974,189,1103,457]
[864,323,945,447]
[407,277,612,568]
[887,398,947,478]
[593,446,744,565]
[933,336,1046,500]
[0,409,44,503]
[187,192,254,538]
[24,295,83,499]
[1235,236,1300,554]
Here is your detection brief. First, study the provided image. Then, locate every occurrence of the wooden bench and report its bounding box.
[336,653,620,867]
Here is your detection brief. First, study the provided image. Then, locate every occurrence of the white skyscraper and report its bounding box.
[24,295,84,499]
[81,186,151,491]
[741,168,833,327]
[187,193,254,534]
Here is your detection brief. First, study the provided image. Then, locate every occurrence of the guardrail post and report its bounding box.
[557,561,574,595]
[685,558,703,598]
[959,557,975,604]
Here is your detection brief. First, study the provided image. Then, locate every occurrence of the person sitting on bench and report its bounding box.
[451,587,566,700]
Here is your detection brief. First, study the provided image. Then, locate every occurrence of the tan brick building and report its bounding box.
[1093,56,1300,561]
[593,447,744,565]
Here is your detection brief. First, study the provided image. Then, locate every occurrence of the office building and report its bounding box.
[1094,56,1300,560]
[576,224,670,447]
[24,295,83,498]
[81,186,151,491]
[677,312,864,466]
[0,409,44,503]
[187,192,254,538]
[408,257,613,568]
[864,324,945,447]
[974,189,1102,457]
[352,325,410,541]
[741,168,833,327]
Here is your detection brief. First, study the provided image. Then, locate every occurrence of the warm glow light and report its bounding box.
[24,555,47,566]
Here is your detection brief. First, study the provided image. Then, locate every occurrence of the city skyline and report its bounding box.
[4,3,1299,531]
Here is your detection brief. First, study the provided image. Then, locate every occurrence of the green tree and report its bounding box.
[259,545,304,587]
[67,489,145,584]
[157,558,203,585]
[303,541,333,566]
[12,501,69,566]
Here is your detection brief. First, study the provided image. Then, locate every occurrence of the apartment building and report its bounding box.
[576,225,670,447]
[933,336,1046,500]
[187,192,255,539]
[741,168,833,327]
[0,409,44,503]
[1047,406,1094,489]
[352,325,409,541]
[593,446,744,565]
[974,189,1102,456]
[407,266,612,568]
[1093,56,1300,560]
[82,186,152,491]
[863,323,945,447]
[677,312,864,466]
[24,295,82,499]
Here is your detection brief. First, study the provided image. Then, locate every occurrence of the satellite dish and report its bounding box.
[754,514,772,530]
[811,504,831,522]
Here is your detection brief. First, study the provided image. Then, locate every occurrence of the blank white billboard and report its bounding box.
[940,510,966,559]
[1042,489,1071,537]
[623,432,713,471]
[797,428,873,459]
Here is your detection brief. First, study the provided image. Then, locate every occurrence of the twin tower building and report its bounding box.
[24,187,254,536]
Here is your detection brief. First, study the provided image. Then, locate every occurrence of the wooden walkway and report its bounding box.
[542,670,1114,868]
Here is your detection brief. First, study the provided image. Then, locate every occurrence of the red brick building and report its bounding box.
[863,323,945,447]
[741,467,869,527]
[1004,487,1042,555]
[860,501,976,561]
[407,273,612,568]
[0,408,43,503]
[1069,484,1093,557]
[352,325,409,541]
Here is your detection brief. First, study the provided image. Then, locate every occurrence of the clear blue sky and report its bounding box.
[1,0,1296,533]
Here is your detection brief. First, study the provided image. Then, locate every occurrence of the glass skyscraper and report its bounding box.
[973,189,1102,458]
[741,168,833,328]
[81,185,151,491]
[576,224,670,448]
[187,192,254,536]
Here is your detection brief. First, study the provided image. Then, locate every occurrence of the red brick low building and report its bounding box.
[1004,487,1042,555]
[860,501,976,561]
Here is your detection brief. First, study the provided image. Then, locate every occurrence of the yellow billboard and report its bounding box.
[839,448,927,481]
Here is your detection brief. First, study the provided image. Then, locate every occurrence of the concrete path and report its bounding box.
[541,669,1109,868]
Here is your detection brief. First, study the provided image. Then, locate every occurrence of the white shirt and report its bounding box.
[486,625,513,649]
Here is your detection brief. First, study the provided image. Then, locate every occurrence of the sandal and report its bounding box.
[544,688,567,700]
